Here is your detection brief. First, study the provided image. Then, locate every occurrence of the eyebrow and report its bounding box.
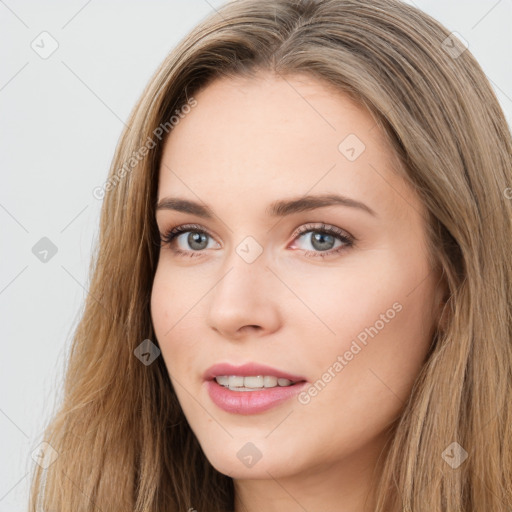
[155,193,377,218]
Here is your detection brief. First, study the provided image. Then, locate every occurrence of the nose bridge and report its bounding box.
[206,240,281,336]
[213,242,268,305]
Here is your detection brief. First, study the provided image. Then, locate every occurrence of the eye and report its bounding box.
[159,222,354,259]
[159,223,220,258]
[289,222,354,258]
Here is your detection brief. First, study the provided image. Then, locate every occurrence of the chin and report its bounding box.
[197,435,307,480]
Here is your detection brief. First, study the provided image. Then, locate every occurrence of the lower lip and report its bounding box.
[205,379,308,415]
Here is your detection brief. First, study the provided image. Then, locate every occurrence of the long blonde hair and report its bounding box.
[29,0,512,510]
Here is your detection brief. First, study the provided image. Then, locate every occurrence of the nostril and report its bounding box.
[240,325,261,333]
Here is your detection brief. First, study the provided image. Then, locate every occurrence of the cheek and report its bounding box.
[150,273,171,348]
[150,263,203,337]
[295,242,434,365]
[150,264,215,381]
[296,258,436,426]
[292,298,434,458]
[150,267,188,371]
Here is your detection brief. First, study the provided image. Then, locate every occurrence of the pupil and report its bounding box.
[311,232,334,251]
[188,232,208,250]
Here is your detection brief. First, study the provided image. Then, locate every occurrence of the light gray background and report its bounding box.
[1,1,511,510]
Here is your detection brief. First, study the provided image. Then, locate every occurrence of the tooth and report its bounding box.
[244,376,264,388]
[228,375,244,388]
[215,375,295,390]
[215,376,229,386]
[263,376,278,387]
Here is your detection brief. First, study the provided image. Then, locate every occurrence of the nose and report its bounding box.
[205,252,282,340]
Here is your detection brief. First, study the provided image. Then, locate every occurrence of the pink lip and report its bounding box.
[203,362,306,382]
[206,380,309,414]
[203,362,308,415]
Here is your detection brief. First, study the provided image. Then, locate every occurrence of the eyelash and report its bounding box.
[159,222,355,259]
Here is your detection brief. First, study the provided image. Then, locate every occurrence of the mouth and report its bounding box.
[203,362,306,387]
[213,375,302,391]
[203,362,308,414]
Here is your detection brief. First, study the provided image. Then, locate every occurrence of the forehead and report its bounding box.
[157,72,417,221]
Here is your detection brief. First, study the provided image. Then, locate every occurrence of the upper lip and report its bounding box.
[203,362,307,383]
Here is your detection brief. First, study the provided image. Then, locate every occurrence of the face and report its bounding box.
[150,72,445,482]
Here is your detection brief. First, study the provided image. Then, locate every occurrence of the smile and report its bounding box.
[214,375,296,390]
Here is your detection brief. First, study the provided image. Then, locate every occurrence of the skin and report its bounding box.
[150,71,447,512]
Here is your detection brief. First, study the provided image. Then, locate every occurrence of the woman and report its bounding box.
[29,0,512,510]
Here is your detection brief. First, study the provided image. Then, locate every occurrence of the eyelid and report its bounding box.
[288,222,355,258]
[160,223,221,249]
[290,222,354,242]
